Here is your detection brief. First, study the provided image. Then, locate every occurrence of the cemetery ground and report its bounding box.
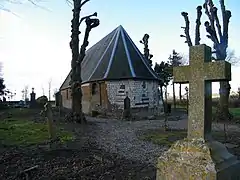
[0,106,240,179]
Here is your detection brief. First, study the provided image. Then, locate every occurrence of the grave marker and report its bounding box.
[156,44,240,180]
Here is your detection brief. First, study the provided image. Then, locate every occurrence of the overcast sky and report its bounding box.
[0,0,239,100]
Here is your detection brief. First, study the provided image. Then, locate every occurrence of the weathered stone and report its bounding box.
[156,44,240,180]
[173,44,231,139]
[157,138,240,180]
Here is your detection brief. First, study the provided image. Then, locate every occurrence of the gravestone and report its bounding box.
[30,88,36,108]
[156,44,240,180]
[122,92,131,120]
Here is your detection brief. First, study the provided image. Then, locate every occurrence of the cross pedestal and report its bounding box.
[156,44,240,180]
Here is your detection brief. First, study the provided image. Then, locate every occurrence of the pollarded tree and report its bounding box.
[69,0,99,123]
[180,0,233,121]
[140,34,153,67]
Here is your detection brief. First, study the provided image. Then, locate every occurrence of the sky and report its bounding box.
[0,0,240,100]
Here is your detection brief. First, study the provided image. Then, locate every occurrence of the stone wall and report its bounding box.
[106,80,161,109]
[60,80,163,116]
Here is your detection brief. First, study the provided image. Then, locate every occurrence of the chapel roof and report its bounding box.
[60,25,159,90]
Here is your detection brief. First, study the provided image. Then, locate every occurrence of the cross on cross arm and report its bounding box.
[173,44,231,139]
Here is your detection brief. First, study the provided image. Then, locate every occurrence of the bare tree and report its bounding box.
[41,85,45,96]
[0,0,47,12]
[21,85,28,101]
[69,0,99,123]
[140,34,153,67]
[48,78,52,101]
[180,0,233,121]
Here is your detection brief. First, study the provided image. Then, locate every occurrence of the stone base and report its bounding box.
[156,138,240,180]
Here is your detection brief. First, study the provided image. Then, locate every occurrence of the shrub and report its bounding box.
[36,96,48,108]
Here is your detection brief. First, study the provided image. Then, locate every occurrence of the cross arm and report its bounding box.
[204,61,231,81]
[173,66,190,83]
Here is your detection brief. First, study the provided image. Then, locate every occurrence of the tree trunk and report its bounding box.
[179,83,182,102]
[70,0,86,124]
[173,82,176,110]
[218,81,232,121]
[165,86,168,103]
[160,86,168,131]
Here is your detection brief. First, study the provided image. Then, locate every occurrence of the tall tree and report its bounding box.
[168,50,183,109]
[140,34,153,67]
[0,78,6,96]
[154,61,172,130]
[0,63,6,97]
[69,0,99,123]
[180,0,234,121]
[48,78,52,101]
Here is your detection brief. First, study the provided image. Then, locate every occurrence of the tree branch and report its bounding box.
[80,0,90,8]
[204,21,219,45]
[212,7,223,40]
[220,0,231,47]
[195,6,202,45]
[203,0,219,44]
[80,12,97,25]
[181,12,193,47]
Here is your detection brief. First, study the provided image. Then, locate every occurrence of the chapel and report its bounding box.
[59,25,162,114]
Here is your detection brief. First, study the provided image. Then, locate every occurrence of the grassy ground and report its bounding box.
[0,108,73,146]
[139,129,240,148]
[139,130,187,147]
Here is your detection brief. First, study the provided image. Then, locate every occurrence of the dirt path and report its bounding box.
[61,117,240,166]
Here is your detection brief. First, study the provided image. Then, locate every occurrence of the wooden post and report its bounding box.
[185,86,189,113]
[43,103,55,140]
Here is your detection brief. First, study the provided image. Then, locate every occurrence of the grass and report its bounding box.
[230,108,240,117]
[0,109,74,146]
[139,130,235,147]
[212,107,240,118]
[139,130,187,147]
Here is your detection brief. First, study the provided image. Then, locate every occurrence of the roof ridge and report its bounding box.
[103,27,121,79]
[120,26,136,77]
[122,28,159,79]
[87,28,119,81]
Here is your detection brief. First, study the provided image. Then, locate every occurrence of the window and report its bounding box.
[66,89,69,99]
[142,81,146,89]
[120,84,125,89]
[92,83,98,95]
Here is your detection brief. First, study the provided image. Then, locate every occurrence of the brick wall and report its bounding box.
[106,80,161,109]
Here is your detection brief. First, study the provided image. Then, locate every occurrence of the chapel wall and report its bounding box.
[106,79,160,109]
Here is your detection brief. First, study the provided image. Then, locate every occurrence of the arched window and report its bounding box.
[92,83,98,95]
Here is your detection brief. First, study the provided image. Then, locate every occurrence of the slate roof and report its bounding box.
[60,25,159,90]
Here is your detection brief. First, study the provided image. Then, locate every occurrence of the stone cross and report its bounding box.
[173,44,231,139]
